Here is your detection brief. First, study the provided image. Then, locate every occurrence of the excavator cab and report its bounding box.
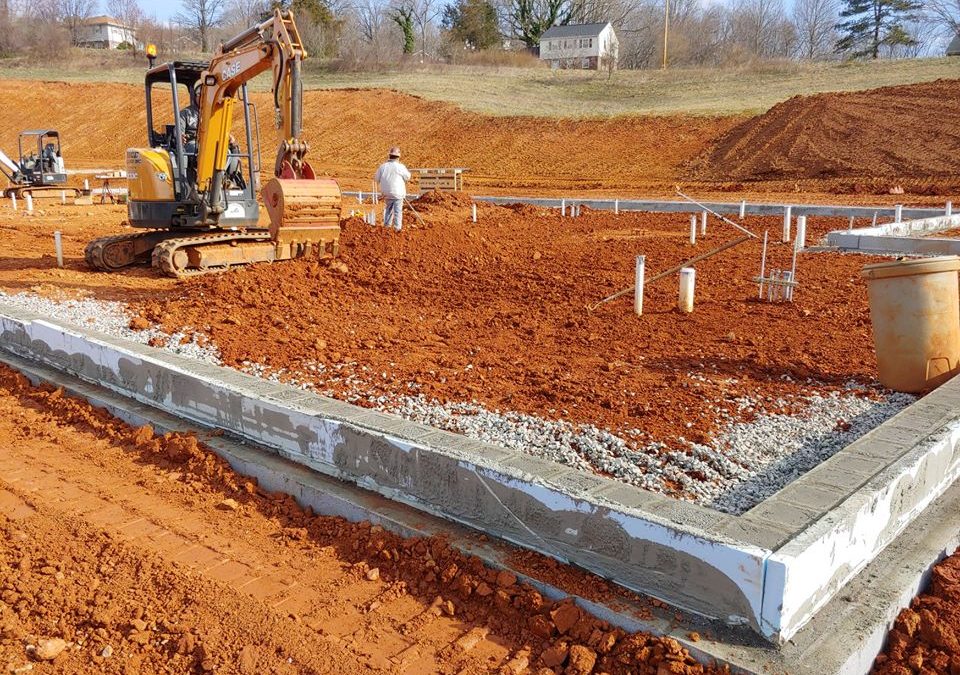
[129,61,261,229]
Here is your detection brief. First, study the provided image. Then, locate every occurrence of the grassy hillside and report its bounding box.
[1,49,957,117]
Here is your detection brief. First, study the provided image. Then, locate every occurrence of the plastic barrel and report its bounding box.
[862,256,960,393]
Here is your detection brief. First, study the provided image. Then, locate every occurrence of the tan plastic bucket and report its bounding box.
[862,256,960,393]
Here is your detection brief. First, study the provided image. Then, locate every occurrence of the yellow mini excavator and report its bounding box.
[85,9,341,278]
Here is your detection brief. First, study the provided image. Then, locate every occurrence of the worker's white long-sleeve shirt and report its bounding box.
[374,159,411,199]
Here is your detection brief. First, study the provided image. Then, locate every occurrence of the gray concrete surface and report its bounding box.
[2,303,960,648]
[826,214,960,254]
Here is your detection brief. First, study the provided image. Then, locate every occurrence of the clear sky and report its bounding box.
[118,0,182,22]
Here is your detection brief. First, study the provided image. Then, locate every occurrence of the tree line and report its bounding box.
[0,0,954,68]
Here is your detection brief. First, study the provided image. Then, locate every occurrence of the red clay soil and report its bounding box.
[0,362,725,674]
[873,548,960,675]
[692,79,960,189]
[2,79,958,198]
[134,194,884,448]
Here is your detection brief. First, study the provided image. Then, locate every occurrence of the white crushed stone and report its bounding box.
[0,293,915,514]
[0,291,221,364]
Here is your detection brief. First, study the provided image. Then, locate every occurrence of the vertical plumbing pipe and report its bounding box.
[895,204,903,222]
[848,216,854,231]
[871,212,878,227]
[25,193,33,214]
[795,215,807,250]
[10,194,16,211]
[689,214,697,245]
[678,268,695,312]
[782,205,792,243]
[60,190,66,204]
[758,230,768,299]
[739,200,746,219]
[614,199,619,215]
[359,191,363,203]
[947,201,953,216]
[472,203,477,223]
[701,210,707,236]
[561,199,566,217]
[84,179,90,193]
[54,231,63,268]
[634,256,645,316]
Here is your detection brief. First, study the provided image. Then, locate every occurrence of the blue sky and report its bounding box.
[118,0,181,21]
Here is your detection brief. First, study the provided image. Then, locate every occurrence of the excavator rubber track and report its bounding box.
[4,185,83,200]
[85,231,178,271]
[152,230,282,278]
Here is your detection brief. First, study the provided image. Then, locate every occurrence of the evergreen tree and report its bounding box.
[442,0,500,49]
[834,0,921,58]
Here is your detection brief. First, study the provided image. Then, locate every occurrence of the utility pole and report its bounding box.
[662,0,669,69]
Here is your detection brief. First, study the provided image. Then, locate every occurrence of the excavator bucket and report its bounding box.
[262,177,342,257]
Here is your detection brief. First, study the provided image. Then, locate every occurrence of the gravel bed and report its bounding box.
[0,292,221,364]
[0,293,915,514]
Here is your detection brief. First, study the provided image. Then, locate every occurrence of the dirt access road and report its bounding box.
[0,363,722,675]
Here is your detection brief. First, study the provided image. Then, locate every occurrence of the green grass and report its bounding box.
[2,50,957,117]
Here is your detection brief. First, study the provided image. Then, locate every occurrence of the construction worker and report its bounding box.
[179,86,201,146]
[374,146,411,232]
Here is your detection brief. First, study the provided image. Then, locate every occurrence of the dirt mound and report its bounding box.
[693,79,960,182]
[874,548,960,674]
[0,362,726,675]
[411,189,475,215]
[0,80,736,192]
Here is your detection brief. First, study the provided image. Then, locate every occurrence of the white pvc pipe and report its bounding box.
[25,193,33,213]
[10,194,16,211]
[895,204,903,222]
[739,200,746,219]
[634,255,645,316]
[848,216,854,231]
[60,190,66,204]
[782,205,792,243]
[561,199,566,217]
[758,230,768,299]
[370,209,376,226]
[782,270,794,302]
[359,191,363,203]
[614,199,619,215]
[689,214,697,245]
[83,179,89,192]
[795,215,807,250]
[947,201,953,216]
[54,231,63,268]
[678,267,695,313]
[471,203,477,223]
[872,212,878,227]
[701,210,707,235]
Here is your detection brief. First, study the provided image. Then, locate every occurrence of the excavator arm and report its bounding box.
[194,9,315,214]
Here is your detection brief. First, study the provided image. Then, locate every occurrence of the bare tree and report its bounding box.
[58,0,98,44]
[224,0,269,30]
[728,0,791,57]
[925,0,960,35]
[176,0,225,51]
[793,0,838,57]
[409,0,443,58]
[506,0,572,46]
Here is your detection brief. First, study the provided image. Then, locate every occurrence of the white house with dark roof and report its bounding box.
[77,16,139,49]
[539,22,619,70]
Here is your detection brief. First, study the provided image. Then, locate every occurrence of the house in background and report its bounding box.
[539,23,619,70]
[77,16,139,49]
[948,34,960,56]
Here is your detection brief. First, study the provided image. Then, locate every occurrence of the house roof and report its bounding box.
[948,34,960,56]
[541,23,610,39]
[82,15,129,27]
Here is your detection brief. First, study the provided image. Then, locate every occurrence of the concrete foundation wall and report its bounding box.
[3,303,960,647]
[827,214,960,254]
